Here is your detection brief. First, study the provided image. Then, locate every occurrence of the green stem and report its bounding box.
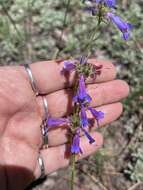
[53,0,71,59]
[83,21,101,57]
[70,153,76,190]
[1,3,22,40]
[60,0,71,41]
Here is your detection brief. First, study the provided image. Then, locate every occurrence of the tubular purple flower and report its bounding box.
[107,12,132,40]
[81,127,95,144]
[73,75,92,104]
[79,55,88,65]
[88,106,104,126]
[84,6,97,16]
[47,117,69,129]
[80,105,88,128]
[85,0,116,8]
[61,60,75,73]
[71,129,82,154]
[105,0,116,7]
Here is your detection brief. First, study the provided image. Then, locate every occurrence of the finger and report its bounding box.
[47,102,123,146]
[22,59,116,94]
[34,131,103,178]
[38,80,128,117]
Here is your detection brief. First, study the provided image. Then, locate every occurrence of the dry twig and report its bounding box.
[128,182,143,190]
[79,168,109,190]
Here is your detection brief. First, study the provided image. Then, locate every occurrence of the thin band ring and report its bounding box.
[24,64,39,96]
[42,97,48,119]
[41,97,49,148]
[38,152,46,179]
[41,121,48,148]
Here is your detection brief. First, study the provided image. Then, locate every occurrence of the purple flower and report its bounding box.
[47,117,69,129]
[84,0,116,8]
[84,6,97,16]
[80,105,88,128]
[71,129,82,154]
[61,60,75,73]
[88,106,104,126]
[79,55,88,65]
[107,12,132,40]
[81,127,95,144]
[105,0,116,8]
[73,75,92,104]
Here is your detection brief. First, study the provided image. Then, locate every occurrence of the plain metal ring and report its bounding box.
[38,152,46,179]
[41,120,48,148]
[24,64,39,96]
[40,97,49,148]
[42,97,48,119]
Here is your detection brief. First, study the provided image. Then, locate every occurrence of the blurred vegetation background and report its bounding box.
[0,0,142,189]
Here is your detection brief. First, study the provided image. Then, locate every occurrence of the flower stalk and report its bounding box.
[70,153,76,190]
[45,1,132,190]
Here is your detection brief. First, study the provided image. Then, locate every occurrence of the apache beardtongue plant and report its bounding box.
[46,56,105,190]
[44,0,132,189]
[45,56,104,154]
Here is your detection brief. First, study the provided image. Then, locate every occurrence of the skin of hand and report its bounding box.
[0,59,129,190]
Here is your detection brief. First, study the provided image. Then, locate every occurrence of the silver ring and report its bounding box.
[41,97,49,148]
[38,152,46,179]
[41,120,49,148]
[24,64,39,96]
[42,97,48,119]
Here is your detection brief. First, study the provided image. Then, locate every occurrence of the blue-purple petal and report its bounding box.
[84,0,116,8]
[71,129,82,154]
[105,0,116,7]
[81,128,95,144]
[123,32,129,40]
[79,55,88,65]
[61,60,75,74]
[80,105,88,128]
[78,75,92,104]
[88,107,104,121]
[73,75,92,105]
[73,95,78,103]
[86,94,92,103]
[84,6,97,15]
[127,23,133,30]
[79,75,86,98]
[107,12,132,40]
[47,117,69,128]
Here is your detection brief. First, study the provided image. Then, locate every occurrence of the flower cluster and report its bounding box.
[45,56,104,155]
[70,73,104,154]
[61,56,103,78]
[83,0,132,40]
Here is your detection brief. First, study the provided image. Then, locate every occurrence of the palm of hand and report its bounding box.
[0,66,42,189]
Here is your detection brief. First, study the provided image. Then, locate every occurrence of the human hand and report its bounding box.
[0,59,129,190]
